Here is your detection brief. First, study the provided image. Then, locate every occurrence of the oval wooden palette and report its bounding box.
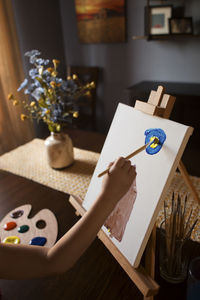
[0,204,58,247]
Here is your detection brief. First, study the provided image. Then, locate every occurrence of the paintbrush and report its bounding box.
[98,137,159,178]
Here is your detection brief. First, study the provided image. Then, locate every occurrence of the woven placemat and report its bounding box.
[156,173,200,242]
[0,138,199,242]
[0,139,99,200]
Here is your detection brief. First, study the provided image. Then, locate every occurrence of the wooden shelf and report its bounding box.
[132,34,200,41]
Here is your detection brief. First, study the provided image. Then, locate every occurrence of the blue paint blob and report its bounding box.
[29,237,47,246]
[145,128,166,155]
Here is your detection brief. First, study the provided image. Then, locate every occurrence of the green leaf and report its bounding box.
[48,124,55,132]
[35,76,48,90]
[56,124,61,132]
[38,98,48,108]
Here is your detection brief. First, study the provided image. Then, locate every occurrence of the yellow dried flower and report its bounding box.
[56,124,61,132]
[8,93,14,100]
[48,88,53,94]
[30,101,36,107]
[13,100,19,106]
[73,111,79,118]
[52,59,60,65]
[90,81,95,88]
[47,67,54,73]
[85,91,91,97]
[20,114,27,121]
[72,74,78,80]
[45,110,50,114]
[51,71,58,77]
[50,81,56,88]
[52,59,60,70]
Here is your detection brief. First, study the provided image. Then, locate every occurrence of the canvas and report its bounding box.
[83,103,193,267]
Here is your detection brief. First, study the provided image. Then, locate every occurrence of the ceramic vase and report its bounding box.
[44,132,74,169]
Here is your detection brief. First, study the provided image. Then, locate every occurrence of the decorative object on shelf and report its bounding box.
[75,0,126,43]
[134,1,200,40]
[159,192,198,284]
[44,132,74,169]
[145,5,172,36]
[8,49,95,168]
[169,17,193,35]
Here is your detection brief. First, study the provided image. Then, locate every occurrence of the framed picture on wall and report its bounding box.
[75,0,126,44]
[169,17,193,35]
[146,5,172,35]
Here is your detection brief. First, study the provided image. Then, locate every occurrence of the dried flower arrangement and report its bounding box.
[8,50,95,133]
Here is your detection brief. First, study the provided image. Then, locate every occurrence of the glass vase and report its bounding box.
[159,223,189,284]
[44,132,74,169]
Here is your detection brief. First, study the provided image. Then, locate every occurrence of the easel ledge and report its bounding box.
[68,86,199,300]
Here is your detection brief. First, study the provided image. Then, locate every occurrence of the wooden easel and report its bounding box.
[69,86,200,300]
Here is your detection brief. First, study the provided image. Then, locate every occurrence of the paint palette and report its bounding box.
[0,204,58,247]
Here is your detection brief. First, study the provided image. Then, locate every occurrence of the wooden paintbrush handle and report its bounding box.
[98,141,150,178]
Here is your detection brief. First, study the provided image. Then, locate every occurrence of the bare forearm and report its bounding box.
[47,192,114,273]
[0,243,50,279]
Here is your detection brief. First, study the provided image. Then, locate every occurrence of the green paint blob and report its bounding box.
[18,225,29,233]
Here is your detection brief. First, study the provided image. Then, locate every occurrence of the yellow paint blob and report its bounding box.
[150,136,159,148]
[3,236,20,244]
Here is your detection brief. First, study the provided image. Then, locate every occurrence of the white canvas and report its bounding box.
[83,103,193,267]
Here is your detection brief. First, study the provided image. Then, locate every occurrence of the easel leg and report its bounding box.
[144,296,154,300]
[178,160,200,205]
[144,224,157,300]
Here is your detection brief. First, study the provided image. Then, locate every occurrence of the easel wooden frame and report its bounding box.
[69,86,200,300]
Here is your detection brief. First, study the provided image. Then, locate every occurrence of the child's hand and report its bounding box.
[100,157,136,205]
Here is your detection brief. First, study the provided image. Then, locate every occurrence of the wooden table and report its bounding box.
[0,129,199,300]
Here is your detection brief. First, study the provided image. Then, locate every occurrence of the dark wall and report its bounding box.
[12,0,66,137]
[59,0,132,133]
[60,0,200,133]
[12,0,66,72]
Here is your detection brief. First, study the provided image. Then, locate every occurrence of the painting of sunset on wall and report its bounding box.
[75,0,126,43]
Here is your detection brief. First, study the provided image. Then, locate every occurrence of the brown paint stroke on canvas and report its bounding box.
[104,175,137,242]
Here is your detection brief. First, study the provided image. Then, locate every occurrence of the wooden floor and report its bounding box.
[0,129,199,300]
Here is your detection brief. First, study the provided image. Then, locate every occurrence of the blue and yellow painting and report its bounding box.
[145,128,166,155]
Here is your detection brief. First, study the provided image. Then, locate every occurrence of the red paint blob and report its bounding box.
[4,221,17,231]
